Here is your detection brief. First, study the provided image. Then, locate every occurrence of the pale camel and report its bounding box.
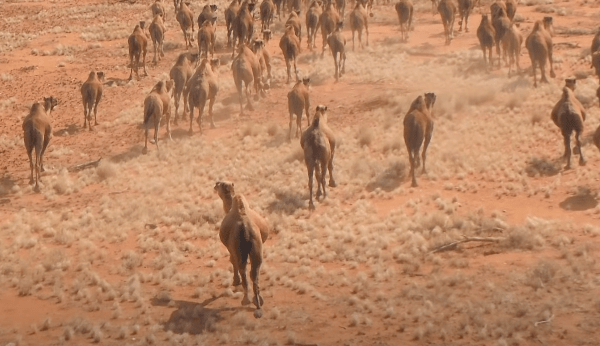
[185,58,220,134]
[176,1,195,49]
[285,10,302,44]
[301,105,336,210]
[151,0,167,20]
[526,17,555,87]
[23,96,58,192]
[170,53,199,125]
[198,19,217,59]
[327,21,346,82]
[231,44,263,115]
[437,0,456,45]
[550,79,587,169]
[492,6,511,67]
[149,14,166,64]
[80,71,105,131]
[502,22,522,76]
[320,1,341,56]
[218,194,265,318]
[128,23,148,80]
[279,24,301,84]
[231,0,257,58]
[226,0,242,47]
[287,77,311,140]
[349,2,369,50]
[198,4,218,27]
[251,38,272,89]
[306,0,323,49]
[142,80,174,154]
[403,93,436,187]
[214,181,270,243]
[395,0,413,42]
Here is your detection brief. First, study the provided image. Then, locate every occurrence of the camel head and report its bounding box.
[424,92,436,110]
[247,1,257,13]
[210,58,221,70]
[252,38,265,52]
[295,10,301,16]
[302,77,310,86]
[43,96,58,113]
[96,71,105,81]
[262,29,272,43]
[543,16,554,35]
[565,78,576,91]
[139,21,146,30]
[480,14,489,24]
[313,105,328,124]
[214,181,235,210]
[335,21,344,31]
[210,4,218,11]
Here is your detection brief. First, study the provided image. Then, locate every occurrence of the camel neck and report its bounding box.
[222,194,234,213]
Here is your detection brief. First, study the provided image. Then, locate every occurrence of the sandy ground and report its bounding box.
[1,0,600,345]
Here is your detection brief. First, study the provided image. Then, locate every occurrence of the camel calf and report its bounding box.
[280,25,301,84]
[80,71,104,131]
[23,96,58,192]
[349,2,369,50]
[403,93,436,187]
[301,105,336,210]
[218,194,265,318]
[142,80,174,154]
[287,77,311,140]
[395,0,413,42]
[526,17,555,87]
[551,79,587,169]
[149,14,166,64]
[128,23,148,80]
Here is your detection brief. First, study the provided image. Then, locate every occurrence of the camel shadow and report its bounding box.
[54,124,81,137]
[110,144,145,163]
[366,161,407,192]
[267,189,305,215]
[151,296,238,335]
[559,188,598,211]
[104,78,130,87]
[525,157,562,177]
[0,174,17,197]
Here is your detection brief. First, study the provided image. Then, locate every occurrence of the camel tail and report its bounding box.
[143,99,159,127]
[239,216,254,265]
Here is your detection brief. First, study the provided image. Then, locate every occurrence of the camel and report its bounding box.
[232,44,263,115]
[502,22,522,76]
[280,25,301,84]
[142,80,174,154]
[218,194,265,318]
[23,96,58,192]
[526,17,555,87]
[80,71,104,131]
[437,0,456,45]
[186,58,220,134]
[274,0,285,20]
[327,21,346,82]
[197,4,218,27]
[431,0,439,14]
[260,0,275,31]
[301,105,336,210]
[214,181,270,244]
[151,0,167,20]
[476,14,495,67]
[285,10,302,44]
[287,77,311,140]
[551,79,587,169]
[149,14,166,64]
[170,53,199,125]
[403,92,436,187]
[231,0,256,58]
[505,0,517,20]
[262,29,273,43]
[336,0,346,17]
[306,0,323,49]
[198,19,217,59]
[492,7,511,67]
[490,0,506,19]
[395,0,413,42]
[457,0,476,33]
[226,0,242,47]
[349,2,369,50]
[176,1,195,49]
[128,23,148,80]
[251,38,272,89]
[590,29,600,79]
[173,0,181,12]
[320,1,341,56]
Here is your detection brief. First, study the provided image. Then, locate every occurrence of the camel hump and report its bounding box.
[234,194,248,215]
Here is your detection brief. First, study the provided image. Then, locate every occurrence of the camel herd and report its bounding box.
[17,0,600,319]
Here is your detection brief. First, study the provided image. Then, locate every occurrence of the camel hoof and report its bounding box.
[29,178,34,185]
[142,147,148,155]
[564,165,571,170]
[329,180,337,188]
[411,182,418,188]
[580,160,586,166]
[253,309,263,319]
[34,185,41,193]
[309,203,315,211]
[241,296,251,306]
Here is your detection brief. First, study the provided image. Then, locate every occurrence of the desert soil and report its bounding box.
[1,0,600,345]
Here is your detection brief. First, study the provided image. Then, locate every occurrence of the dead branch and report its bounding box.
[429,236,506,254]
[68,158,102,172]
[109,188,129,195]
[534,314,554,327]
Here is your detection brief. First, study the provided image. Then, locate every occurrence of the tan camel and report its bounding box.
[476,14,495,67]
[170,53,199,124]
[198,4,218,27]
[438,0,456,45]
[151,0,167,20]
[214,181,270,243]
[218,194,265,318]
[288,77,311,140]
[306,0,323,49]
[395,0,413,42]
[327,21,346,82]
[176,1,195,49]
[142,80,174,154]
[186,58,220,134]
[80,71,104,131]
[403,93,436,187]
[251,38,272,89]
[526,17,555,87]
[260,0,275,31]
[149,14,166,64]
[550,79,587,169]
[502,22,522,76]
[301,105,336,210]
[128,22,148,80]
[280,25,301,84]
[232,0,256,57]
[23,96,58,192]
[349,2,369,50]
[226,0,242,47]
[457,0,476,32]
[232,44,263,115]
[198,19,216,59]
[285,10,302,44]
[320,1,341,56]
[492,6,511,67]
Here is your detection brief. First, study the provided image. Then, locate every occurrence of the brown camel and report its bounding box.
[526,17,555,87]
[551,79,587,169]
[280,24,301,84]
[232,44,263,115]
[142,80,174,154]
[170,53,199,124]
[306,0,322,49]
[327,21,346,82]
[128,22,148,80]
[320,1,341,56]
[395,0,413,42]
[403,92,436,187]
[288,77,311,140]
[176,1,195,49]
[476,14,495,67]
[149,14,166,64]
[349,2,369,50]
[186,58,220,134]
[438,0,456,45]
[226,0,242,47]
[231,0,256,58]
[80,71,105,131]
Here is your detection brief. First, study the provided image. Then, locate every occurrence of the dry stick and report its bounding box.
[429,236,506,254]
[534,314,554,327]
[68,158,102,172]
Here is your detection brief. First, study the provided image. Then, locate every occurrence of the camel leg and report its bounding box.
[352,30,355,51]
[341,51,347,75]
[173,92,180,125]
[39,132,50,173]
[166,109,173,141]
[24,135,34,184]
[189,104,195,135]
[209,95,216,129]
[540,61,548,84]
[153,42,158,64]
[142,50,148,77]
[576,131,586,166]
[285,59,292,84]
[245,83,254,111]
[465,15,469,32]
[307,162,315,210]
[422,128,433,174]
[83,103,88,128]
[250,251,264,318]
[197,99,206,135]
[289,112,294,141]
[296,111,302,138]
[548,46,556,78]
[93,101,99,126]
[531,60,538,88]
[293,57,299,82]
[333,54,339,82]
[239,257,251,306]
[320,160,328,200]
[154,115,160,152]
[563,132,572,169]
[143,124,149,154]
[365,23,369,46]
[34,139,43,192]
[458,16,463,32]
[128,56,134,80]
[407,147,417,187]
[230,253,241,285]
